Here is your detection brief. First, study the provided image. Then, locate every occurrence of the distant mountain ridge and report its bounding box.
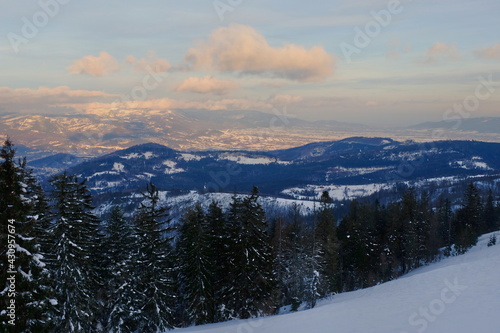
[47,137,500,197]
[0,109,366,155]
[409,117,500,133]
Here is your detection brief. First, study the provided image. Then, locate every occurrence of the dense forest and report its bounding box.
[1,139,499,332]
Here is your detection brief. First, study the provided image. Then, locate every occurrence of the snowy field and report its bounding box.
[172,232,500,333]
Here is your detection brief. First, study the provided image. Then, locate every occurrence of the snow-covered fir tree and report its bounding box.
[177,203,215,325]
[46,172,104,332]
[224,187,275,319]
[0,139,55,332]
[130,183,176,332]
[102,206,136,333]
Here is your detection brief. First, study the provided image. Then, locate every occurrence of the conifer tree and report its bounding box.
[483,189,497,233]
[102,206,136,333]
[47,172,104,332]
[437,197,453,255]
[0,139,54,331]
[130,183,176,332]
[225,187,275,319]
[454,183,482,254]
[205,200,228,321]
[314,191,339,295]
[177,203,215,325]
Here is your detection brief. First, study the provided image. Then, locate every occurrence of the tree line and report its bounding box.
[1,139,499,332]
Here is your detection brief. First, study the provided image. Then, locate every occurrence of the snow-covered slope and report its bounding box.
[172,232,500,333]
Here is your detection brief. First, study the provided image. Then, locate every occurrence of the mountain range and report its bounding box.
[2,109,499,155]
[26,136,500,219]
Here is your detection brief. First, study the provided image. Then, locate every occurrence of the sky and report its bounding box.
[1,0,500,126]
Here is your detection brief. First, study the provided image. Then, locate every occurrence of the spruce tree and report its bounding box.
[130,183,176,332]
[0,139,55,331]
[205,200,227,322]
[102,206,136,333]
[454,183,482,254]
[47,172,103,332]
[225,187,275,319]
[177,203,215,325]
[314,191,339,295]
[483,189,497,233]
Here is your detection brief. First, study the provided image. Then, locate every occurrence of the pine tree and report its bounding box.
[177,203,215,325]
[0,139,55,331]
[130,183,176,332]
[46,172,103,332]
[102,206,136,333]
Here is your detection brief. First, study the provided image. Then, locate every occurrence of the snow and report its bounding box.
[113,162,125,173]
[121,152,141,159]
[218,153,288,165]
[171,232,500,333]
[163,160,185,174]
[450,158,492,171]
[283,183,393,201]
[143,152,156,159]
[179,153,205,162]
[120,152,157,160]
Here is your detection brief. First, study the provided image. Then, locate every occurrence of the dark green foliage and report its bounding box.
[224,187,276,319]
[483,189,497,233]
[102,206,136,333]
[130,183,176,332]
[0,139,55,332]
[46,172,104,332]
[177,204,215,325]
[314,191,339,296]
[453,184,482,254]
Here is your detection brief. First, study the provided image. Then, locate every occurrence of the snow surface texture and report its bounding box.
[172,232,500,333]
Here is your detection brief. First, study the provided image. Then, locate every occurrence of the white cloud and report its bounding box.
[126,51,170,73]
[67,51,120,76]
[175,76,239,95]
[0,86,117,114]
[184,24,334,82]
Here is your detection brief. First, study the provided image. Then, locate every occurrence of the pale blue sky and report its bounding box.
[1,0,499,125]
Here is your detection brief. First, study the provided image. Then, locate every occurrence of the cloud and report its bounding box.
[184,24,334,82]
[126,51,170,73]
[67,51,121,76]
[424,42,460,63]
[475,44,500,59]
[0,86,117,114]
[175,76,239,95]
